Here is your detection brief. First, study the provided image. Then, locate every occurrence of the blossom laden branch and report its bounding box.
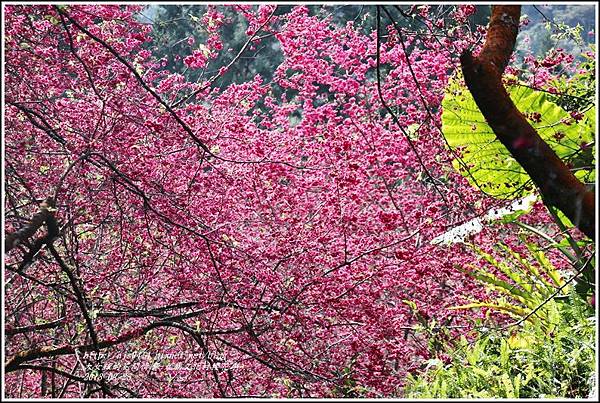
[170,6,278,109]
[53,6,214,157]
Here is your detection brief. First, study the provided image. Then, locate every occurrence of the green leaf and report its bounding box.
[402,299,418,312]
[188,13,200,23]
[501,374,516,398]
[442,73,595,199]
[500,339,510,369]
[449,301,530,319]
[44,15,60,25]
[467,270,531,303]
[498,243,556,290]
[523,242,565,288]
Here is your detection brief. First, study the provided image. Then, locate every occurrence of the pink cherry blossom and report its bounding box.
[3,4,588,399]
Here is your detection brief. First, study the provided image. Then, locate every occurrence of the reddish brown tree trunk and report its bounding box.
[460,5,595,240]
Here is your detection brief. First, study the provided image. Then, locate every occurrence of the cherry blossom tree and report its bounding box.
[3,4,594,398]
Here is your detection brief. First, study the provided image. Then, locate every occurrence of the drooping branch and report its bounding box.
[4,321,248,373]
[460,5,595,240]
[6,317,67,337]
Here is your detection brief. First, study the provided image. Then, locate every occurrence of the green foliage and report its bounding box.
[544,20,585,48]
[518,5,595,57]
[450,241,570,332]
[405,278,595,397]
[441,72,595,199]
[548,45,596,113]
[405,238,596,398]
[404,298,595,398]
[506,203,595,298]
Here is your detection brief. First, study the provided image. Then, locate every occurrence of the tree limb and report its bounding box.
[460,5,595,240]
[4,318,248,372]
[6,317,67,337]
[5,197,57,253]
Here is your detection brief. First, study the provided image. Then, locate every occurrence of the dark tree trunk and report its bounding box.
[460,5,595,240]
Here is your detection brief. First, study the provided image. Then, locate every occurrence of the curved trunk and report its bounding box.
[460,5,595,240]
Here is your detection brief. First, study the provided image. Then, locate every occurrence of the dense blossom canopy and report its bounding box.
[3,4,587,398]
